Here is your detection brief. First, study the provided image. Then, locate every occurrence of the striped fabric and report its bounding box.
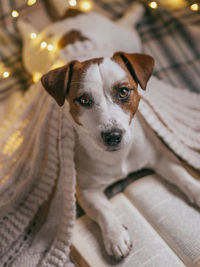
[95,0,200,92]
[139,7,200,92]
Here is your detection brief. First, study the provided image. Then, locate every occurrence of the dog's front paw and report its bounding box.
[103,223,132,260]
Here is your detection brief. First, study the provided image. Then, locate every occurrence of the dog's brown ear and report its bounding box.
[112,52,154,90]
[41,61,76,106]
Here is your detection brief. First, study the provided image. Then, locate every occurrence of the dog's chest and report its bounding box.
[75,143,151,189]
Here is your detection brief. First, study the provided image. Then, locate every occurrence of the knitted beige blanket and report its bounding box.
[139,76,200,171]
[0,82,76,267]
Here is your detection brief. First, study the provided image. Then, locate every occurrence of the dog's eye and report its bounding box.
[78,94,93,108]
[119,87,130,101]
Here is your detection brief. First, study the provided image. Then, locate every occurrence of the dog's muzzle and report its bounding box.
[101,129,122,148]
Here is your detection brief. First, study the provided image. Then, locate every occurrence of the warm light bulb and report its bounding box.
[30,32,37,40]
[33,72,42,83]
[40,41,47,49]
[47,44,54,51]
[79,0,93,11]
[190,3,199,11]
[27,0,37,6]
[12,10,19,18]
[69,0,77,7]
[2,72,10,78]
[149,1,158,9]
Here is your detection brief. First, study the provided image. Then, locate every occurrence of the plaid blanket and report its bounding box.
[0,0,200,200]
[96,0,200,91]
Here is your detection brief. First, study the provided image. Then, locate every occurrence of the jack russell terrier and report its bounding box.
[38,3,200,261]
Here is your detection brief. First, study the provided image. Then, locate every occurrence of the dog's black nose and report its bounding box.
[101,129,122,147]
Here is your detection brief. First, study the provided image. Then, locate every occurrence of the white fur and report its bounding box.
[77,58,132,151]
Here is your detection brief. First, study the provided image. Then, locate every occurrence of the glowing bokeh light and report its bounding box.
[30,32,37,40]
[69,0,77,7]
[190,3,199,11]
[33,72,42,83]
[149,1,158,9]
[2,72,10,78]
[12,10,19,18]
[40,41,47,49]
[47,44,54,51]
[79,0,93,11]
[27,0,37,6]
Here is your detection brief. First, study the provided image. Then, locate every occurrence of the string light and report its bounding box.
[40,41,47,49]
[79,0,93,11]
[68,0,77,7]
[2,72,10,78]
[27,0,37,6]
[190,3,199,11]
[9,0,199,27]
[11,10,19,18]
[30,32,37,40]
[47,44,54,51]
[32,72,42,83]
[149,1,158,9]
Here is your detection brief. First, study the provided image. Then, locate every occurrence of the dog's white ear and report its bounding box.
[112,52,154,90]
[41,61,76,106]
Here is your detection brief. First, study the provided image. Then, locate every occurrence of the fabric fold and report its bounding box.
[0,83,76,267]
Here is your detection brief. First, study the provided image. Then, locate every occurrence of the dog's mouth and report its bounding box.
[106,146,121,152]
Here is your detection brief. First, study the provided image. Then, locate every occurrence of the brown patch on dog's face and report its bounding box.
[66,61,84,125]
[41,57,103,126]
[113,81,140,123]
[66,58,103,125]
[112,52,154,123]
[112,56,141,122]
[122,88,140,123]
[58,30,89,49]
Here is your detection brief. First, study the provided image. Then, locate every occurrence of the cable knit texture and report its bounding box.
[0,82,76,267]
[139,76,200,170]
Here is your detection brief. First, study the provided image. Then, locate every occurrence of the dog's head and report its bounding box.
[41,52,154,152]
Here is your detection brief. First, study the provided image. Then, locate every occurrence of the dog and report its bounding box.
[19,3,200,261]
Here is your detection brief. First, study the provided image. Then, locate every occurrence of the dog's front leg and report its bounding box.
[77,187,132,260]
[155,154,200,207]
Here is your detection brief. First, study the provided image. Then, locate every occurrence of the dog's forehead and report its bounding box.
[82,58,127,94]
